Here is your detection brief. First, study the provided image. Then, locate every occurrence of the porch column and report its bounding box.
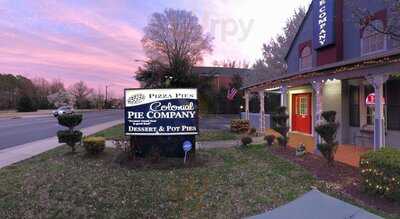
[359,84,367,127]
[259,90,265,133]
[312,80,325,145]
[244,90,250,120]
[366,74,389,150]
[280,85,288,108]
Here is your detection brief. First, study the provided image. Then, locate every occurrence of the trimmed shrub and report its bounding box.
[277,136,288,148]
[272,107,289,147]
[57,113,83,152]
[231,119,250,133]
[83,137,106,155]
[241,136,252,147]
[57,130,83,152]
[360,148,400,201]
[315,110,339,165]
[264,135,275,147]
[58,114,83,131]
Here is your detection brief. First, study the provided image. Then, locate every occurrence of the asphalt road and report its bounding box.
[0,110,123,150]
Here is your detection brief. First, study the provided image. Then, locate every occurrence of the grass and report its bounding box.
[197,130,239,141]
[0,145,314,218]
[93,123,239,142]
[93,123,124,139]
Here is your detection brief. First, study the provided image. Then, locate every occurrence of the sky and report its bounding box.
[0,0,311,97]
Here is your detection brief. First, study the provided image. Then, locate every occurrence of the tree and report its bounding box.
[137,8,213,88]
[254,7,306,78]
[50,79,65,94]
[213,60,250,68]
[350,0,400,41]
[48,91,75,108]
[142,8,213,66]
[32,77,54,109]
[16,95,37,112]
[69,81,94,109]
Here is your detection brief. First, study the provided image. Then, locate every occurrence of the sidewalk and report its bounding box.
[0,120,123,169]
[196,136,264,149]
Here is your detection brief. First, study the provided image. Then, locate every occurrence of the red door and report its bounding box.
[292,93,312,134]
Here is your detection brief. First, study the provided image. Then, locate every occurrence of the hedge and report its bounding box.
[360,148,400,201]
[83,137,106,155]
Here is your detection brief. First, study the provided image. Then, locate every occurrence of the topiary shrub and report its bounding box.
[57,114,83,152]
[315,111,339,165]
[231,119,250,133]
[360,148,400,201]
[57,130,83,152]
[241,136,252,147]
[83,137,105,155]
[272,107,289,147]
[264,135,275,147]
[58,114,83,131]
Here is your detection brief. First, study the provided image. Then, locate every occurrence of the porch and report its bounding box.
[266,129,371,167]
[242,54,400,167]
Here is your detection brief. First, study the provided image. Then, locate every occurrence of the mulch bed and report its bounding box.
[269,146,400,215]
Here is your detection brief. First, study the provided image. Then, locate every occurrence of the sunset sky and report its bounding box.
[0,0,310,97]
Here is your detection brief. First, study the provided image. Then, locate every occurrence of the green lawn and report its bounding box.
[93,124,124,139]
[0,145,314,218]
[93,123,238,142]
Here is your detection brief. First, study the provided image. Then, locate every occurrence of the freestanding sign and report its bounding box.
[125,88,198,136]
[313,0,336,49]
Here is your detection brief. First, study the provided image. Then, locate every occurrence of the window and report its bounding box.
[299,46,312,70]
[361,20,387,55]
[349,85,360,127]
[298,96,308,116]
[387,79,400,130]
[365,85,375,125]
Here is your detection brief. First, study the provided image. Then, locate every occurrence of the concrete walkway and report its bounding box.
[0,120,123,169]
[196,136,264,149]
[248,190,382,219]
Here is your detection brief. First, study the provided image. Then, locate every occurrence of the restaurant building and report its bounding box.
[243,0,400,150]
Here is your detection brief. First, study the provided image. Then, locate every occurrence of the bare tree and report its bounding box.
[137,8,214,88]
[141,8,213,66]
[212,59,250,68]
[350,0,400,41]
[69,81,93,109]
[49,79,66,94]
[255,7,306,78]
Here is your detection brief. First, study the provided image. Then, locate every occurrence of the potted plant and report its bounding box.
[295,143,306,156]
[264,135,276,147]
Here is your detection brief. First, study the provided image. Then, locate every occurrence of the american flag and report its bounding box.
[227,88,238,101]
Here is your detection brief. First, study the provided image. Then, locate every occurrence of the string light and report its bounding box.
[247,55,400,91]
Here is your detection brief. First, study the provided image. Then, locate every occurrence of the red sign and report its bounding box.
[366,93,385,105]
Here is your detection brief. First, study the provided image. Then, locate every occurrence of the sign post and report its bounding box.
[124,88,198,158]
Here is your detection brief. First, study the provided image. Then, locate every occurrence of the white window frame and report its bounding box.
[299,46,312,71]
[361,20,388,56]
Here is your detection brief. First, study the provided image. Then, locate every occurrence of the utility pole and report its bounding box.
[104,85,108,109]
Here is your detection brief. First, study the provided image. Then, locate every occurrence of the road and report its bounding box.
[0,110,123,150]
